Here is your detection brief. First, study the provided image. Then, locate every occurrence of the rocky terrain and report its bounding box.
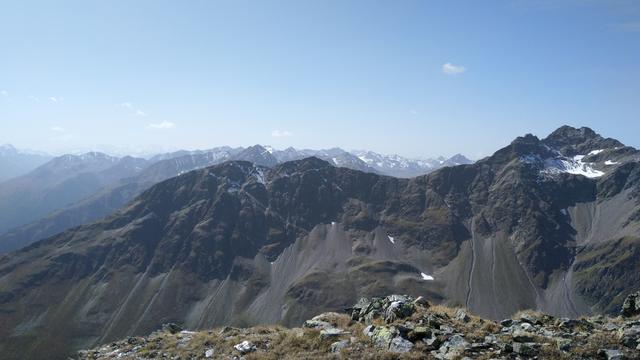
[1,126,639,359]
[80,293,640,359]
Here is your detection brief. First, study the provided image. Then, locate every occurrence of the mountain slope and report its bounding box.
[0,153,148,235]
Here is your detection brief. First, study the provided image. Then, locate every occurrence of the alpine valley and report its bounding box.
[0,126,639,359]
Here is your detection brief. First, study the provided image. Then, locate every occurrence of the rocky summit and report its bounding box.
[80,294,640,359]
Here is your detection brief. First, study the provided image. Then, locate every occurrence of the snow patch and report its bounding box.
[252,167,266,185]
[605,160,619,165]
[388,235,395,244]
[420,273,434,281]
[588,149,605,156]
[331,221,336,226]
[521,153,605,178]
[560,209,568,216]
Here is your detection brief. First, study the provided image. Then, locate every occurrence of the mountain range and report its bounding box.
[0,146,470,254]
[0,126,638,360]
[0,144,51,183]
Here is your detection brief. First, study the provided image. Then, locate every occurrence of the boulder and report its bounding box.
[599,349,625,360]
[371,326,397,348]
[350,295,415,324]
[618,325,640,348]
[512,342,537,357]
[303,319,333,330]
[455,309,470,323]
[320,328,349,339]
[233,340,256,354]
[389,336,414,353]
[513,330,536,343]
[330,340,349,353]
[622,292,640,318]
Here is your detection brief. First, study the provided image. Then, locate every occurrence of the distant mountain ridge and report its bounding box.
[147,145,473,178]
[0,144,52,182]
[0,145,470,254]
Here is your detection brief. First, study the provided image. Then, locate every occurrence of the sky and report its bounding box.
[1,0,639,159]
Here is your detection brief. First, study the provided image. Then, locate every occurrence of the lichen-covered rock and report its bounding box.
[370,326,396,348]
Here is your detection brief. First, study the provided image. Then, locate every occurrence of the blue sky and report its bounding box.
[1,0,639,158]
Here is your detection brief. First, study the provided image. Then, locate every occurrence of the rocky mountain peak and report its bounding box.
[232,145,278,167]
[543,125,624,157]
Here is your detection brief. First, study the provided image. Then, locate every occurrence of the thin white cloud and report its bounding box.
[148,121,175,129]
[49,96,64,103]
[410,110,418,115]
[28,95,40,102]
[120,101,148,117]
[0,90,8,97]
[50,126,65,133]
[442,62,467,75]
[271,130,293,137]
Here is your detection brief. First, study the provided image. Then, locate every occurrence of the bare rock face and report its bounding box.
[622,292,640,318]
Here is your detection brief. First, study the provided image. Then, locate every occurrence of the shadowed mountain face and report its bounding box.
[0,126,639,359]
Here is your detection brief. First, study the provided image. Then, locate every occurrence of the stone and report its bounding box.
[234,340,256,354]
[500,319,513,327]
[484,335,497,344]
[618,325,640,348]
[389,336,414,353]
[520,322,534,331]
[384,300,415,323]
[363,325,376,337]
[512,330,536,343]
[518,313,538,325]
[424,335,443,350]
[599,349,625,360]
[455,309,470,323]
[512,342,537,356]
[371,326,397,348]
[622,292,640,318]
[330,340,349,353]
[303,319,333,330]
[408,326,431,341]
[320,328,349,339]
[204,349,214,358]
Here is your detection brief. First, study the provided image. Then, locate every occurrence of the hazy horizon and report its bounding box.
[2,0,639,159]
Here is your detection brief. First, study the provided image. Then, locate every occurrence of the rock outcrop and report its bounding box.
[622,292,640,318]
[80,295,640,359]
